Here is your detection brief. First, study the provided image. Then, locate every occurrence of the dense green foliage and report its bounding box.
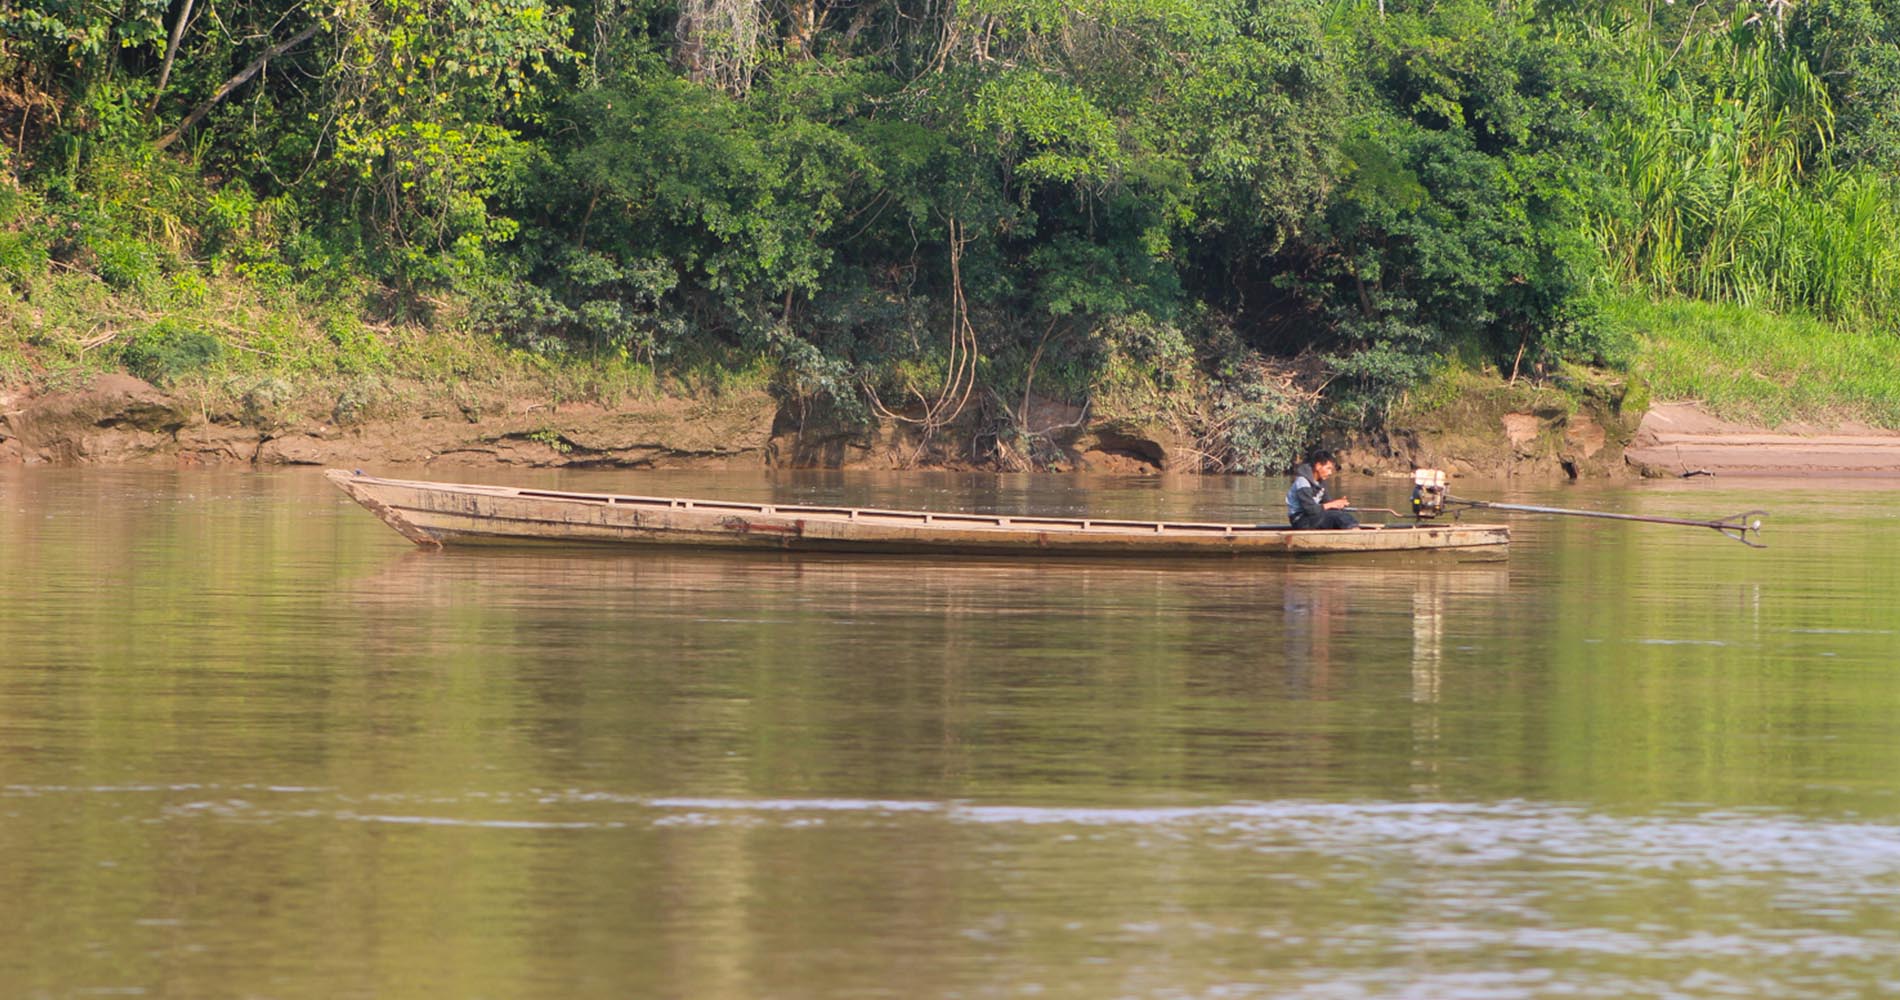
[4,0,1899,460]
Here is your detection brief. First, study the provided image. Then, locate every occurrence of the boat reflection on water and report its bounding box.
[348,546,1506,611]
[1274,559,1507,692]
[340,548,1523,802]
[1270,560,1508,795]
[348,547,1505,718]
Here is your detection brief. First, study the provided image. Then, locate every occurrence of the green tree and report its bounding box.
[323,0,573,282]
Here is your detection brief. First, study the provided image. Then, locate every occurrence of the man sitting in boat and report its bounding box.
[1286,450,1358,530]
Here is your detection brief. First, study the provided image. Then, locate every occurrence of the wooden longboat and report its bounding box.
[326,470,1510,557]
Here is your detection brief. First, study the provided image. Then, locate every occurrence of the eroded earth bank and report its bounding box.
[4,374,1898,478]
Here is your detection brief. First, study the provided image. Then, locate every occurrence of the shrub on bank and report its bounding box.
[119,320,224,387]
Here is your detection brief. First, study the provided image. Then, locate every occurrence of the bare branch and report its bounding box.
[156,21,323,151]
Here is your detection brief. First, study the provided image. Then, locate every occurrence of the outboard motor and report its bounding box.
[1410,469,1449,520]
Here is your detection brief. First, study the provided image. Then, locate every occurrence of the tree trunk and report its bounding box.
[146,0,198,121]
[156,21,322,151]
[785,0,817,58]
[675,11,707,82]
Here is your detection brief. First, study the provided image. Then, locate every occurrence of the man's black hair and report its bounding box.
[1305,448,1337,467]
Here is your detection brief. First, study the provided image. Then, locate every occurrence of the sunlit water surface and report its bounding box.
[3,466,1898,999]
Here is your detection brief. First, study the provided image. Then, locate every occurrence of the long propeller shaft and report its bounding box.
[1447,497,1767,547]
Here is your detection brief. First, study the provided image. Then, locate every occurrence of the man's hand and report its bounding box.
[1324,497,1350,510]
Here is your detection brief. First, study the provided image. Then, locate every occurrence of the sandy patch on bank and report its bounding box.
[1625,402,1900,476]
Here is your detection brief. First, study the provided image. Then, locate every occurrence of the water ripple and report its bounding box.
[76,785,1900,888]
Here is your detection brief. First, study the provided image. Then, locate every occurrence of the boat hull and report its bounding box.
[326,470,1510,557]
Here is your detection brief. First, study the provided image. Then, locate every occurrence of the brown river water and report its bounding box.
[2,466,1898,999]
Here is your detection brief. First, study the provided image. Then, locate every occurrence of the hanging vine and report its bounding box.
[867,215,982,464]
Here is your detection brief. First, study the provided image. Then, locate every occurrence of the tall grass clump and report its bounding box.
[1588,11,1900,327]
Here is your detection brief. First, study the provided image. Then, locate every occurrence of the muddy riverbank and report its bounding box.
[1623,402,1900,477]
[4,374,1897,477]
